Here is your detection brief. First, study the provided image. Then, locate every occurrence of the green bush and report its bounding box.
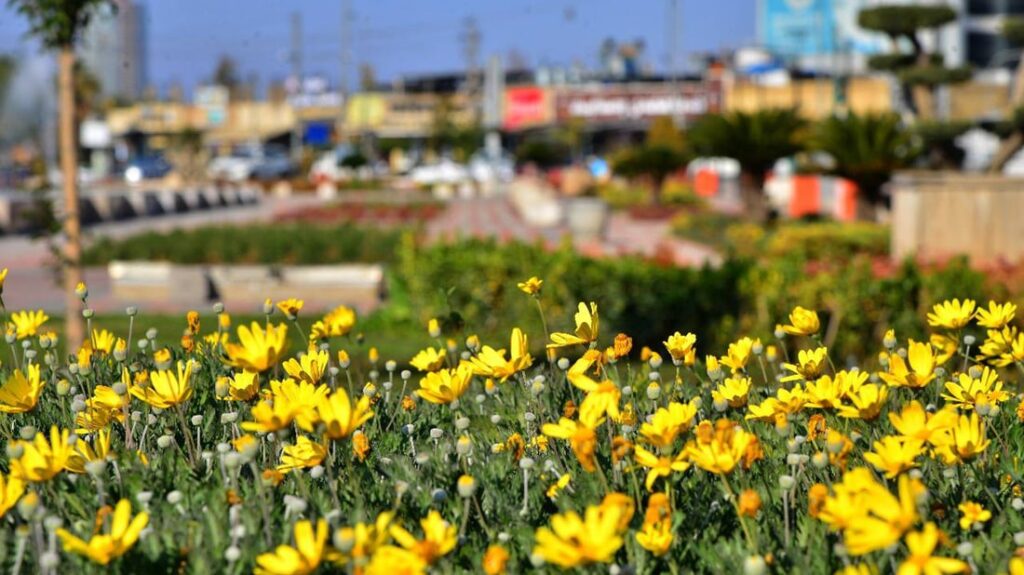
[82,224,405,265]
[394,236,748,351]
[763,222,890,261]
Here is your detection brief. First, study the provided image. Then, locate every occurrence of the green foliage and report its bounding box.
[812,112,917,204]
[394,237,748,352]
[7,0,114,48]
[763,222,890,261]
[1004,17,1024,45]
[514,139,571,168]
[81,224,404,265]
[611,145,689,200]
[645,115,685,152]
[867,53,942,72]
[857,4,957,38]
[899,64,972,87]
[687,109,807,181]
[340,151,368,169]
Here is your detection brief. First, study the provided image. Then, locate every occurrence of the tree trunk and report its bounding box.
[59,47,84,350]
[990,131,1023,174]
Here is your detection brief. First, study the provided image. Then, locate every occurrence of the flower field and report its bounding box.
[2,268,1024,574]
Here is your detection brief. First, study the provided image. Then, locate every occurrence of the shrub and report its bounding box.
[82,224,405,265]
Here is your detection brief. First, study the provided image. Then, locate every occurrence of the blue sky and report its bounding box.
[0,0,754,93]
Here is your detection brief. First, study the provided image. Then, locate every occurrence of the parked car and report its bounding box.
[208,144,291,182]
[409,158,470,186]
[309,144,359,184]
[250,149,298,182]
[124,155,173,184]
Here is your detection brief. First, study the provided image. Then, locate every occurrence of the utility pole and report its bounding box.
[340,0,353,97]
[460,16,482,122]
[290,11,303,160]
[668,0,683,124]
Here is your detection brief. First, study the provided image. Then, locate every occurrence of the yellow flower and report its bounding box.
[11,426,73,482]
[663,332,697,363]
[542,400,605,472]
[684,422,756,475]
[889,401,957,443]
[366,546,427,575]
[465,328,533,381]
[282,349,329,384]
[898,523,969,575]
[638,401,698,448]
[277,436,327,473]
[517,276,543,295]
[878,340,936,389]
[390,510,457,564]
[310,305,356,339]
[720,337,756,373]
[131,361,193,409]
[216,371,259,401]
[255,519,328,575]
[831,471,919,555]
[837,383,888,420]
[781,347,829,382]
[276,298,304,319]
[410,347,447,372]
[0,267,6,307]
[739,489,762,517]
[65,429,112,474]
[0,364,44,413]
[977,301,1016,329]
[56,499,148,565]
[927,299,976,330]
[224,322,289,373]
[483,544,510,575]
[931,412,990,465]
[980,326,1016,366]
[333,511,394,566]
[546,473,572,499]
[90,329,116,354]
[312,388,373,440]
[636,518,673,556]
[242,378,328,433]
[0,472,24,519]
[863,436,924,478]
[547,301,599,349]
[417,364,474,404]
[805,374,846,410]
[783,306,820,336]
[941,367,1009,411]
[712,376,751,408]
[9,309,48,339]
[532,503,627,568]
[958,501,991,530]
[633,445,690,491]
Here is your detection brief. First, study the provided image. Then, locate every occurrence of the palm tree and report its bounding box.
[8,0,113,348]
[813,112,917,209]
[687,109,807,216]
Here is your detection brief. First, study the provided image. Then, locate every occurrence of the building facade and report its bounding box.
[80,0,148,102]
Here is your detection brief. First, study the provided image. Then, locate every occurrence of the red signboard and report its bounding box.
[502,87,552,130]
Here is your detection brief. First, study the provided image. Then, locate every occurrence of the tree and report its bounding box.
[988,18,1024,172]
[610,116,688,204]
[813,112,917,208]
[611,145,688,204]
[687,109,807,215]
[211,54,241,97]
[858,4,971,119]
[8,0,113,349]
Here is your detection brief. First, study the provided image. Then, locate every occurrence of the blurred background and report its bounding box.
[0,0,1022,360]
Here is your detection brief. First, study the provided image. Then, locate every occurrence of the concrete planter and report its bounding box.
[890,171,1024,265]
[564,197,609,240]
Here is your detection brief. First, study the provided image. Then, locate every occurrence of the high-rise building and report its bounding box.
[959,0,1024,69]
[80,0,148,102]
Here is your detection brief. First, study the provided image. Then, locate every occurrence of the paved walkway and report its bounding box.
[426,197,721,267]
[2,190,721,314]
